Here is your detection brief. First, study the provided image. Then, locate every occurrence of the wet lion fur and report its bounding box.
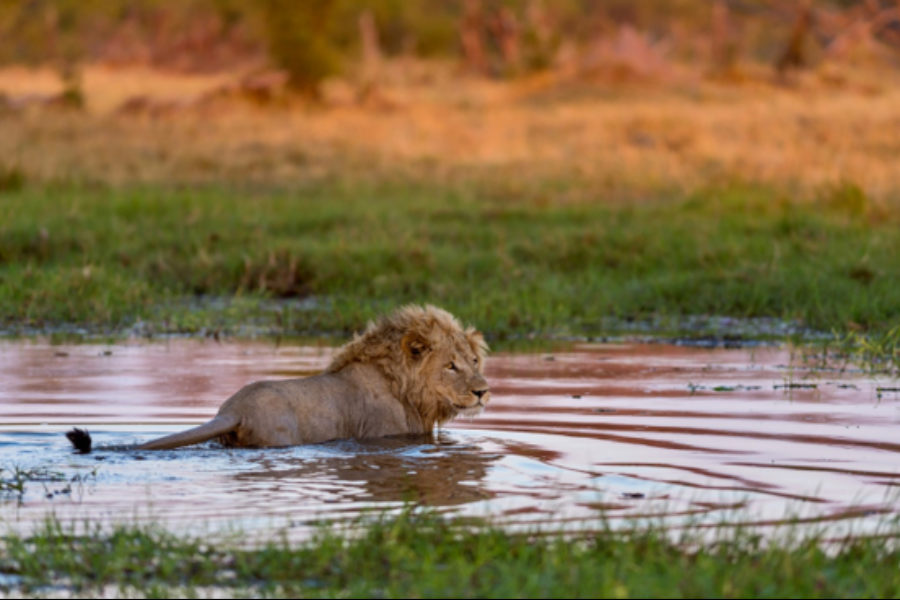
[68,305,490,452]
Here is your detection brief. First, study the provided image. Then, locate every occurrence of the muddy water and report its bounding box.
[1,339,899,538]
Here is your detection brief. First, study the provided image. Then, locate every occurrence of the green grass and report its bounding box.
[2,180,900,339]
[835,326,900,376]
[1,511,899,598]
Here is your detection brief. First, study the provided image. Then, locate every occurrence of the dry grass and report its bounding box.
[2,61,900,203]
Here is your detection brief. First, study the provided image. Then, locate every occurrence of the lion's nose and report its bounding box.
[473,389,489,400]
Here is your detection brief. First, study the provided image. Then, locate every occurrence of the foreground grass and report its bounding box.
[2,180,899,339]
[1,512,898,598]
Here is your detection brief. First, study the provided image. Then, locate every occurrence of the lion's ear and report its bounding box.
[401,332,431,361]
[466,328,489,361]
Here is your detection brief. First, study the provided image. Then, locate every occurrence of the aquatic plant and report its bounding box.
[836,326,900,377]
[0,468,28,496]
[0,467,94,503]
[0,467,63,498]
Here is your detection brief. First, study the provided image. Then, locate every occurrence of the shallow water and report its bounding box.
[1,339,899,539]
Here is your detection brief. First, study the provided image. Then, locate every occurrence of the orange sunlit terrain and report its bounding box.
[2,59,900,205]
[2,1,900,202]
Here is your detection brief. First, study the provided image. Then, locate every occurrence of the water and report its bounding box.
[1,339,899,539]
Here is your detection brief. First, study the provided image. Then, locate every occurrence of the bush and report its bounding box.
[0,166,25,193]
[257,0,342,94]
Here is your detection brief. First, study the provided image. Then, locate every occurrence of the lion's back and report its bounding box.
[217,367,411,445]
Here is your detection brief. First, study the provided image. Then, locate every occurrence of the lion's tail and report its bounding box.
[136,415,240,451]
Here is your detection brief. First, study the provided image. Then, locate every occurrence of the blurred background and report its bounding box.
[1,0,899,194]
[2,0,900,91]
[1,0,900,196]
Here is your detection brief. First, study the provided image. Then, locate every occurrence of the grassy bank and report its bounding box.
[1,180,900,339]
[1,512,898,598]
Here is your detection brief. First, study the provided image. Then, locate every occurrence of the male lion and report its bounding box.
[66,305,489,452]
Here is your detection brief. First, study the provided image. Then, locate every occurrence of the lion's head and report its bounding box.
[325,305,490,431]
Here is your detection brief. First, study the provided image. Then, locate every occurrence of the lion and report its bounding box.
[67,305,490,452]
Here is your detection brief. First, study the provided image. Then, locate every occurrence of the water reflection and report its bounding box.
[234,434,501,506]
[1,339,899,537]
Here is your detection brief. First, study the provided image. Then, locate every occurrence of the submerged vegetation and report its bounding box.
[2,181,900,341]
[1,511,899,598]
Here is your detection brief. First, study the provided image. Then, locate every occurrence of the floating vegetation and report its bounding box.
[775,383,818,390]
[689,384,764,395]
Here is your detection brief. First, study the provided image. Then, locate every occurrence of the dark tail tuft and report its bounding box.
[66,428,93,454]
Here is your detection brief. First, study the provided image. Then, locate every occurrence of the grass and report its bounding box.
[1,511,899,598]
[836,326,900,376]
[2,179,900,339]
[3,63,900,202]
[0,467,66,499]
[0,467,31,496]
[2,62,900,343]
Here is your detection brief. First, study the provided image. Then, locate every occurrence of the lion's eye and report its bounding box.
[447,362,457,371]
